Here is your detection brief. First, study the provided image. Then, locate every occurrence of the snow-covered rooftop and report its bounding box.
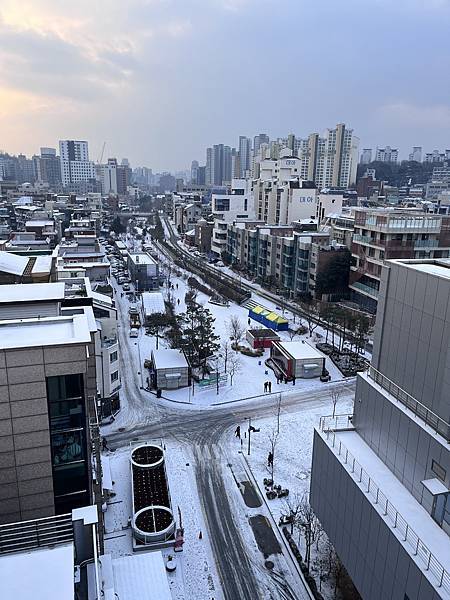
[128,252,156,265]
[0,251,29,275]
[152,348,188,370]
[32,255,52,275]
[0,282,64,304]
[142,291,165,315]
[111,553,171,600]
[404,259,450,279]
[0,543,74,600]
[25,220,53,227]
[275,340,324,361]
[0,314,91,350]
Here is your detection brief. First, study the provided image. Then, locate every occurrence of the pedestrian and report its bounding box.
[264,381,267,393]
[177,298,180,305]
[248,318,251,326]
[176,283,178,290]
[235,425,241,438]
[267,451,273,467]
[102,437,109,451]
[292,376,296,386]
[284,375,288,384]
[269,381,272,392]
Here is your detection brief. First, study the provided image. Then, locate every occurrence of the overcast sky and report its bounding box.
[1,0,450,170]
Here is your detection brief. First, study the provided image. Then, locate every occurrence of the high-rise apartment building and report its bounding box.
[37,148,62,187]
[253,133,270,157]
[311,258,450,600]
[190,160,199,184]
[409,146,422,162]
[375,146,399,163]
[238,136,251,178]
[205,144,233,186]
[298,124,359,189]
[360,148,373,164]
[59,140,95,186]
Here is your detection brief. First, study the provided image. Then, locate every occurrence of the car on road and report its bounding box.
[129,307,139,315]
[122,283,131,291]
[129,328,139,338]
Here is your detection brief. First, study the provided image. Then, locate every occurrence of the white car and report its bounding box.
[129,329,139,338]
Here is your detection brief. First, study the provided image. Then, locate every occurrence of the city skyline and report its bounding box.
[1,0,450,170]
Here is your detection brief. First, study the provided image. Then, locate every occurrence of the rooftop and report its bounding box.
[397,258,450,280]
[142,291,165,314]
[152,348,188,370]
[276,340,324,360]
[0,282,64,304]
[128,252,156,265]
[0,543,74,600]
[321,426,450,597]
[0,251,29,275]
[0,314,91,350]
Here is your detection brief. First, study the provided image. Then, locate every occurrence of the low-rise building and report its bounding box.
[150,349,189,390]
[270,340,325,379]
[127,252,159,291]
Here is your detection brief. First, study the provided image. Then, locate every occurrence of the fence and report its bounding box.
[368,366,450,442]
[0,513,73,555]
[321,426,450,593]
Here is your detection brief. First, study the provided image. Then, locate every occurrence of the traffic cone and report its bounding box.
[198,530,202,540]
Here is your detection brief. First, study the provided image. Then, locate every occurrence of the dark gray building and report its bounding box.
[311,258,450,600]
[127,252,159,291]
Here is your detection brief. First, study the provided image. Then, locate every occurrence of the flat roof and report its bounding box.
[0,282,64,304]
[32,255,52,275]
[276,340,324,360]
[112,553,171,600]
[330,428,450,585]
[25,220,53,227]
[142,292,165,315]
[128,252,156,265]
[152,348,188,370]
[0,251,29,275]
[0,543,74,600]
[400,259,450,279]
[0,314,91,350]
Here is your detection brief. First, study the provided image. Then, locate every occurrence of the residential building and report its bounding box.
[409,146,422,162]
[238,136,251,178]
[349,209,450,312]
[35,148,62,187]
[191,160,199,183]
[375,146,399,163]
[360,148,373,164]
[298,124,359,188]
[253,133,270,158]
[194,218,214,253]
[59,140,95,186]
[227,221,347,299]
[205,144,233,186]
[326,211,355,249]
[211,179,254,257]
[424,150,450,163]
[311,258,450,600]
[0,308,99,522]
[127,252,159,290]
[0,251,55,284]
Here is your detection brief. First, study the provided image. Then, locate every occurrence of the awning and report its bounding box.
[421,478,449,496]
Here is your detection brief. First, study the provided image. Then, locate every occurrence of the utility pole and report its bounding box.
[248,416,252,456]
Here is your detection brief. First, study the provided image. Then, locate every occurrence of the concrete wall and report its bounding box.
[310,430,442,600]
[373,261,450,422]
[354,373,450,533]
[0,342,92,524]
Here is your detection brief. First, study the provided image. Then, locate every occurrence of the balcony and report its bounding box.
[353,234,382,248]
[414,239,440,249]
[349,281,379,298]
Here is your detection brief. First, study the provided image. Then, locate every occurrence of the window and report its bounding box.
[111,370,119,383]
[110,351,118,363]
[432,459,446,481]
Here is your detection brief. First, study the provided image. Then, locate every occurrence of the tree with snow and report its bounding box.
[180,303,220,373]
[227,352,242,385]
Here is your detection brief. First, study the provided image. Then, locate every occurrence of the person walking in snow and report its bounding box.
[267,451,273,467]
[235,425,241,438]
[268,381,272,393]
[177,298,180,305]
[264,381,267,393]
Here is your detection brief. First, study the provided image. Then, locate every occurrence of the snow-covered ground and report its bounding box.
[103,441,222,600]
[129,247,347,407]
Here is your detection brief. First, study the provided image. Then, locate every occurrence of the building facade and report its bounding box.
[59,140,95,186]
[311,258,450,600]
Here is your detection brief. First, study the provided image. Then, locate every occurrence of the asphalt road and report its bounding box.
[107,258,356,600]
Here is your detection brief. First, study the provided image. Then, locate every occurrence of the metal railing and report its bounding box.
[319,414,354,432]
[349,281,379,298]
[323,428,450,593]
[0,513,73,555]
[368,366,450,442]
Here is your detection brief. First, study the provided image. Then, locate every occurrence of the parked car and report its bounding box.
[123,283,130,291]
[129,329,139,338]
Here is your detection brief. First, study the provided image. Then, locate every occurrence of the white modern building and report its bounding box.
[375,146,399,163]
[211,179,255,257]
[59,140,95,186]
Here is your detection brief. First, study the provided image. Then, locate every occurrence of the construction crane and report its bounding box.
[98,141,106,164]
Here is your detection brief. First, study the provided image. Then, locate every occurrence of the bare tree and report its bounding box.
[281,493,304,535]
[227,315,245,350]
[228,352,242,385]
[298,300,320,338]
[266,427,279,483]
[331,386,341,418]
[220,339,231,373]
[298,495,323,571]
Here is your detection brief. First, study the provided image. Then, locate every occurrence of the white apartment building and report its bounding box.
[211,179,254,256]
[59,140,96,186]
[96,159,118,195]
[375,145,399,163]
